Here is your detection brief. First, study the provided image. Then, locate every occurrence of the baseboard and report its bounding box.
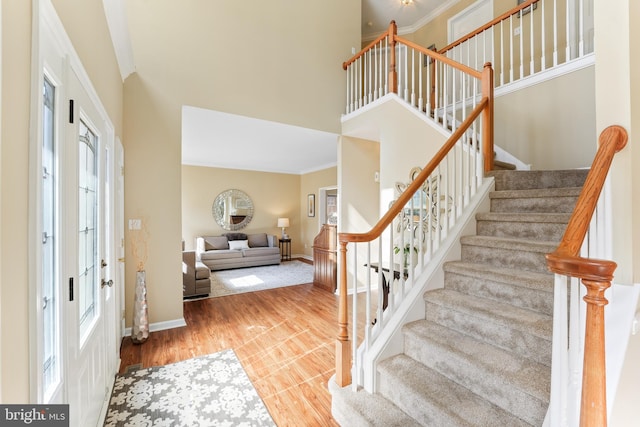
[123,318,187,337]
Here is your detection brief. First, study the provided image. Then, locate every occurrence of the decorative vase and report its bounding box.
[131,270,149,344]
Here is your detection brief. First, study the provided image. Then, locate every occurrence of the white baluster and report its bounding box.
[530,6,535,75]
[500,20,505,86]
[418,52,424,112]
[385,37,389,95]
[509,16,514,83]
[519,12,524,79]
[411,49,416,107]
[404,46,409,102]
[578,0,584,57]
[553,0,559,66]
[565,0,570,62]
[542,0,547,70]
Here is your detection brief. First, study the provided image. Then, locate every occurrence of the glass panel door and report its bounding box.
[42,76,60,401]
[78,120,98,339]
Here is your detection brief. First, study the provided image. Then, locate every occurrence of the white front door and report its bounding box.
[64,67,111,427]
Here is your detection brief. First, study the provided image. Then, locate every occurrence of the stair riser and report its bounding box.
[424,301,552,366]
[491,196,579,213]
[476,220,567,242]
[377,373,458,426]
[444,271,553,316]
[404,332,548,425]
[490,170,589,191]
[461,244,551,274]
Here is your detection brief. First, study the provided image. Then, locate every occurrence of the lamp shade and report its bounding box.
[277,218,290,228]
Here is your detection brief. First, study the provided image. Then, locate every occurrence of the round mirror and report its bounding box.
[212,189,254,231]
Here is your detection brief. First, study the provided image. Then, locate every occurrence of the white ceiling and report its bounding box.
[106,1,455,175]
[181,106,339,175]
[362,0,460,40]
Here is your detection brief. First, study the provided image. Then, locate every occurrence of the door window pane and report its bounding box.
[42,77,60,400]
[78,120,98,337]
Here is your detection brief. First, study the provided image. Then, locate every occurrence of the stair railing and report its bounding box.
[545,125,628,427]
[438,0,594,90]
[335,91,493,388]
[343,20,495,173]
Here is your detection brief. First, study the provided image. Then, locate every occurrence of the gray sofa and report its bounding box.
[196,232,281,271]
[182,250,211,297]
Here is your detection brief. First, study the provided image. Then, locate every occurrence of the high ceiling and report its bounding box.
[109,1,454,175]
[362,0,459,40]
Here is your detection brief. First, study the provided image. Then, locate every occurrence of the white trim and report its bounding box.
[123,318,187,336]
[495,53,595,97]
[102,0,136,81]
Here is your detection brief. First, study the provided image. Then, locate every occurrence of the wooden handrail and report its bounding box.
[438,0,541,54]
[546,125,628,427]
[343,21,396,70]
[338,98,488,246]
[334,98,489,387]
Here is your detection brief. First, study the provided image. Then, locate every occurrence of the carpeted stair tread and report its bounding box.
[424,289,552,365]
[489,187,583,200]
[424,288,552,339]
[461,235,559,252]
[403,321,550,425]
[443,261,553,291]
[329,380,422,427]
[443,261,553,315]
[378,355,532,427]
[476,212,571,223]
[460,235,558,274]
[475,212,571,241]
[489,187,582,213]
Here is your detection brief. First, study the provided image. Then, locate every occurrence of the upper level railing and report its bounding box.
[343,20,494,171]
[337,27,495,386]
[438,0,594,90]
[545,125,627,427]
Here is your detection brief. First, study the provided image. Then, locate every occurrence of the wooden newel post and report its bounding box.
[580,273,613,427]
[388,21,398,94]
[481,62,494,172]
[335,240,351,387]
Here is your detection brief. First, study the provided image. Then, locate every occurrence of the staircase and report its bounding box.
[331,169,589,427]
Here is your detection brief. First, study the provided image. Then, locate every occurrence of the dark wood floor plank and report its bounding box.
[119,283,340,426]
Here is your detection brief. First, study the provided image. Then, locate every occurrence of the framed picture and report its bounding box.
[307,194,316,217]
[423,44,437,67]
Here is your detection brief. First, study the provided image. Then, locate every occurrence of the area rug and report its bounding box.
[205,260,313,298]
[103,349,275,426]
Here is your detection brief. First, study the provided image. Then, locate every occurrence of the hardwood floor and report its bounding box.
[119,282,341,427]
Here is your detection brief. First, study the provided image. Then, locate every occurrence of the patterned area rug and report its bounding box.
[104,350,275,427]
[205,260,313,298]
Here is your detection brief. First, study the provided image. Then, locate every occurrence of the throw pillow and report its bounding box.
[248,233,268,247]
[228,240,250,250]
[205,236,229,250]
[224,232,248,241]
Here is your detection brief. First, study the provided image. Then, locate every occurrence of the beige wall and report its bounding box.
[598,0,640,424]
[494,66,596,169]
[338,136,380,290]
[1,0,123,403]
[181,165,301,252]
[300,167,338,257]
[123,0,360,329]
[182,165,336,259]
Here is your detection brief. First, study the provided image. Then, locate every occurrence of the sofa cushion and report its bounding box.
[195,262,210,280]
[204,236,229,250]
[228,240,250,250]
[248,233,269,248]
[224,232,247,241]
[200,249,243,260]
[242,247,280,258]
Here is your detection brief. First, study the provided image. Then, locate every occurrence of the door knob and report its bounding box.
[101,279,114,288]
[101,259,108,268]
